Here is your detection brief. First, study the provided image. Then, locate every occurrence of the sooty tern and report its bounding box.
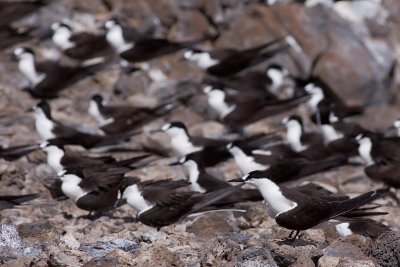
[58,168,125,216]
[203,86,309,129]
[0,193,39,211]
[175,153,263,203]
[51,22,111,61]
[156,121,232,166]
[229,171,386,239]
[104,19,199,63]
[121,176,241,228]
[89,94,174,135]
[184,37,288,77]
[304,80,364,125]
[13,47,106,99]
[31,101,134,149]
[40,142,149,172]
[238,156,350,184]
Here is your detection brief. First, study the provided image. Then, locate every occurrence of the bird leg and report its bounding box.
[287,230,300,241]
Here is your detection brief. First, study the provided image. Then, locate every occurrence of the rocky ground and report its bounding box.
[1,0,400,266]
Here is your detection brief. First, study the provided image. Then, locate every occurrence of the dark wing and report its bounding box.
[79,173,124,193]
[120,38,184,62]
[0,193,39,210]
[365,163,400,188]
[0,143,40,161]
[190,136,231,148]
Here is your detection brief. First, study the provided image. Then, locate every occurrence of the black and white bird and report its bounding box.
[226,141,279,174]
[120,176,241,228]
[88,94,174,135]
[175,153,262,203]
[304,80,364,125]
[203,85,309,129]
[58,168,124,216]
[51,21,111,61]
[156,121,232,166]
[335,217,391,239]
[229,170,386,239]
[104,19,198,63]
[184,37,288,77]
[40,142,149,173]
[13,47,106,99]
[230,155,349,184]
[0,193,39,211]
[31,101,133,149]
[356,132,400,189]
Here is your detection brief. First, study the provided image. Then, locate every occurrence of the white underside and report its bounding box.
[123,184,153,214]
[229,146,268,174]
[61,174,88,202]
[35,109,55,140]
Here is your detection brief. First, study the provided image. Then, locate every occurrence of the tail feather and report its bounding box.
[329,189,387,220]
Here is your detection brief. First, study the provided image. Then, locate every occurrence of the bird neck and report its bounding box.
[106,25,133,53]
[358,138,374,166]
[88,100,107,124]
[19,55,45,85]
[286,122,305,152]
[122,184,152,214]
[52,28,74,50]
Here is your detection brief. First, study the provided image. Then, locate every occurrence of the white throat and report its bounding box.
[35,108,55,140]
[60,174,87,202]
[106,25,133,53]
[247,178,297,218]
[18,55,45,85]
[321,124,343,144]
[183,160,206,193]
[286,121,306,152]
[43,146,65,172]
[206,89,236,119]
[52,28,74,50]
[229,146,268,174]
[267,69,284,94]
[164,128,202,156]
[88,100,107,124]
[307,86,324,112]
[123,184,152,214]
[358,137,374,166]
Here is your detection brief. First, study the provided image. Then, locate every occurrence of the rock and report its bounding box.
[268,241,323,267]
[237,247,278,267]
[78,238,139,258]
[82,256,121,267]
[168,9,217,41]
[318,256,375,267]
[289,255,315,267]
[369,231,400,267]
[323,239,369,260]
[186,214,234,239]
[17,220,53,238]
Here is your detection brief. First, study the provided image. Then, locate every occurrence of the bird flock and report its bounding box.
[1,0,399,246]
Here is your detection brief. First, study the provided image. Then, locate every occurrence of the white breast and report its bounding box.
[206,89,236,119]
[286,121,306,152]
[165,128,202,156]
[43,146,64,172]
[184,161,206,193]
[106,25,133,53]
[321,125,343,144]
[248,178,297,218]
[267,69,284,94]
[186,52,219,69]
[61,174,88,202]
[229,146,268,174]
[35,109,55,140]
[358,137,374,166]
[122,184,152,214]
[52,28,74,50]
[19,55,46,86]
[88,100,107,124]
[335,222,353,237]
